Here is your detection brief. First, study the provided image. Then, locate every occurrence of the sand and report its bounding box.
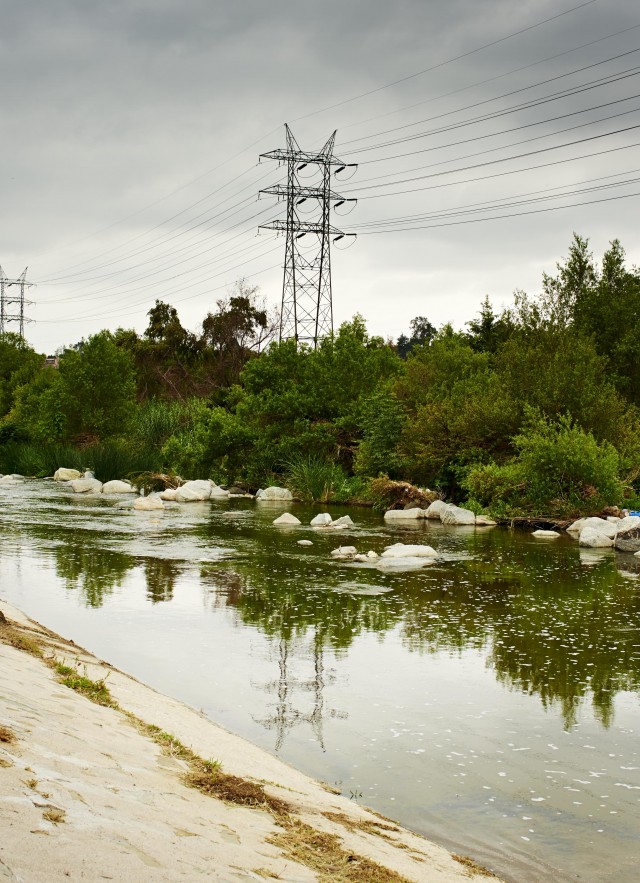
[0,599,498,882]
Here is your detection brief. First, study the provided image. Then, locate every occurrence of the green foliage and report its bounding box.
[284,455,349,503]
[56,331,137,440]
[354,388,407,478]
[0,333,44,418]
[463,414,623,515]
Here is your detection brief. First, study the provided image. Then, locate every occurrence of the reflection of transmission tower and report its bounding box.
[254,629,347,753]
[259,125,356,347]
[0,267,34,337]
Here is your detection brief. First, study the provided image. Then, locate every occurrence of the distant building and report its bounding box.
[44,355,59,368]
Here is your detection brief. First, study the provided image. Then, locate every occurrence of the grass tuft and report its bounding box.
[269,816,412,882]
[0,725,16,744]
[59,674,114,707]
[452,854,497,877]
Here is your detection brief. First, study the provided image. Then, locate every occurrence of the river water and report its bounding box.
[0,479,638,882]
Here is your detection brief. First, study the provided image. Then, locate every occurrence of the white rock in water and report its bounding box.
[383,507,424,520]
[579,517,617,539]
[175,480,212,502]
[567,518,588,534]
[475,515,497,526]
[354,554,368,562]
[381,543,438,558]
[70,478,103,494]
[256,486,293,501]
[441,505,476,526]
[273,512,301,525]
[617,515,640,532]
[532,530,561,538]
[54,468,82,482]
[160,488,178,501]
[366,550,379,559]
[102,480,136,495]
[425,499,449,520]
[579,526,614,548]
[297,539,313,546]
[331,515,354,527]
[209,485,230,499]
[134,494,164,511]
[310,512,333,527]
[331,545,358,559]
[635,551,640,558]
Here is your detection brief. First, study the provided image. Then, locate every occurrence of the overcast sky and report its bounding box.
[1,0,639,352]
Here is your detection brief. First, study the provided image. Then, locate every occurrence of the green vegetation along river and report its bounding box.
[1,479,639,882]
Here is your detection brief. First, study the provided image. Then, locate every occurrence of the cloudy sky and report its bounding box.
[2,0,639,352]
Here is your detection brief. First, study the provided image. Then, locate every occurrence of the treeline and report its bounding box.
[1,236,639,516]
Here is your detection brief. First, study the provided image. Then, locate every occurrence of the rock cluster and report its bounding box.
[383,500,495,526]
[567,514,640,551]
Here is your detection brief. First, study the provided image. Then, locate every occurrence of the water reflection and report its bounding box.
[144,558,177,604]
[198,545,640,732]
[54,544,133,608]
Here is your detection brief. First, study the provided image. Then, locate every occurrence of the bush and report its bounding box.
[463,414,623,515]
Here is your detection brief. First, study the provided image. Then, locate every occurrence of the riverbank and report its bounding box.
[0,599,498,882]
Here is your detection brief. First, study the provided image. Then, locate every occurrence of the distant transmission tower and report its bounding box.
[259,125,356,347]
[0,266,34,338]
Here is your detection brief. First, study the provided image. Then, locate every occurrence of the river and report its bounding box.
[0,478,638,882]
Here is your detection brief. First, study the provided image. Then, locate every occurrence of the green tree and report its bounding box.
[56,331,137,441]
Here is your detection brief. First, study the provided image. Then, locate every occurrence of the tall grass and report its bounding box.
[133,398,207,449]
[0,441,157,481]
[284,455,368,504]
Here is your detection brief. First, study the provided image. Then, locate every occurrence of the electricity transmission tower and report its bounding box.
[259,125,356,347]
[0,266,33,338]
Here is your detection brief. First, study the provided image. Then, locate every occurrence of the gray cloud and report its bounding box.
[1,0,638,351]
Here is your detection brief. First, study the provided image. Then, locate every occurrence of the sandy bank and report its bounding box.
[0,598,499,882]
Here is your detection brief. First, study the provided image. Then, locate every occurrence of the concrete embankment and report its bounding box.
[0,599,499,882]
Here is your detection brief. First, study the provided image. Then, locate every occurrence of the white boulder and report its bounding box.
[581,517,617,539]
[532,530,561,538]
[366,550,379,559]
[134,494,164,511]
[475,515,497,526]
[579,526,614,548]
[272,512,301,525]
[441,505,476,526]
[54,468,82,482]
[381,543,438,559]
[331,515,355,528]
[70,478,103,494]
[331,546,358,559]
[617,515,640,532]
[256,486,293,501]
[160,489,178,501]
[102,480,136,495]
[176,480,212,502]
[297,539,313,546]
[567,518,588,534]
[310,513,333,527]
[425,500,449,520]
[383,507,424,520]
[0,475,20,485]
[209,485,230,499]
[635,551,640,559]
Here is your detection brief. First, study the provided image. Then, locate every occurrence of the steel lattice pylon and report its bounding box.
[259,125,356,347]
[0,266,33,338]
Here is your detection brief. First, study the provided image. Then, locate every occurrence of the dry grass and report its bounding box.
[323,811,400,837]
[43,808,66,824]
[0,725,16,744]
[270,816,413,883]
[452,854,497,877]
[0,617,43,657]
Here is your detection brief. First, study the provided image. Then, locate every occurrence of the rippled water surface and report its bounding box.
[1,479,639,882]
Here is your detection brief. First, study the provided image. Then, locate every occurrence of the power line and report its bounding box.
[289,0,600,123]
